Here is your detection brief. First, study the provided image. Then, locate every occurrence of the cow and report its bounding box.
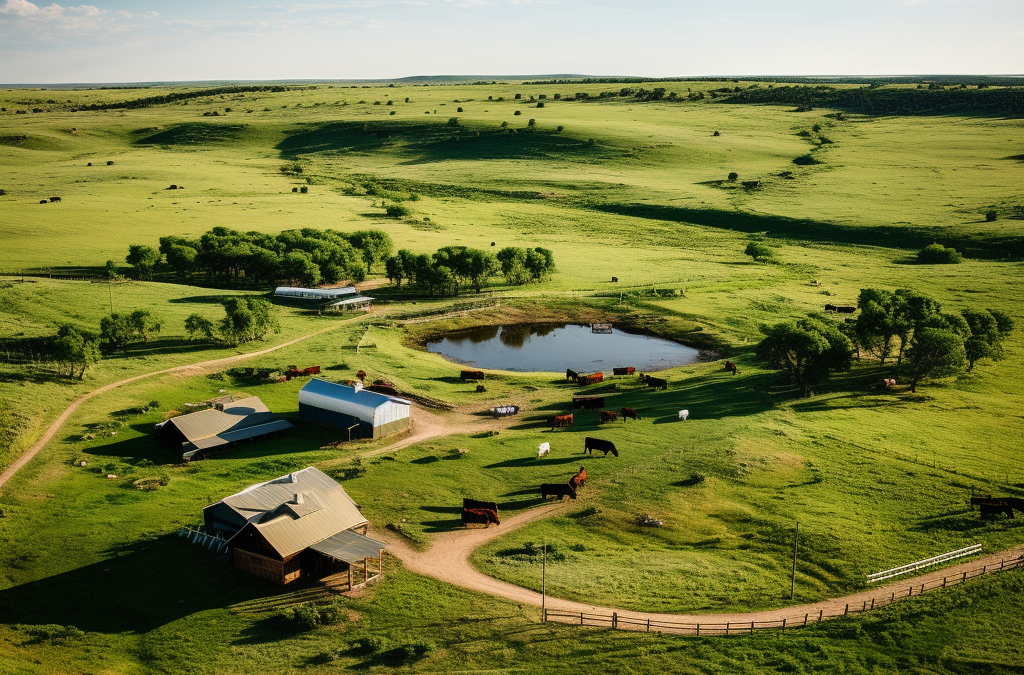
[566,368,579,382]
[462,508,500,527]
[464,498,498,512]
[881,378,897,389]
[678,409,689,421]
[646,376,668,390]
[613,367,635,376]
[824,304,838,312]
[971,496,1024,518]
[541,483,577,500]
[577,373,604,386]
[356,370,367,382]
[550,413,574,429]
[599,410,617,423]
[724,361,739,375]
[304,366,321,375]
[537,442,550,458]
[476,384,487,393]
[621,407,640,421]
[39,199,48,204]
[461,370,485,381]
[836,306,856,314]
[611,276,618,282]
[492,405,520,418]
[584,437,618,457]
[572,396,604,410]
[569,466,587,489]
[48,196,61,203]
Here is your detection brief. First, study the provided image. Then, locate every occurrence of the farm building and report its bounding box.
[299,378,411,440]
[204,466,386,587]
[273,286,373,311]
[156,396,292,461]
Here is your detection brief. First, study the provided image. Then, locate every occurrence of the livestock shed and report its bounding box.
[273,286,358,308]
[156,396,292,461]
[204,466,386,586]
[299,378,411,440]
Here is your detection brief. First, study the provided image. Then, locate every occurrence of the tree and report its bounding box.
[126,244,161,280]
[744,242,775,263]
[962,308,1014,370]
[524,248,554,281]
[104,260,119,280]
[220,297,280,345]
[99,313,136,351]
[279,250,322,287]
[129,310,162,343]
[728,172,738,181]
[348,230,394,272]
[496,247,530,285]
[184,314,217,342]
[464,249,497,292]
[385,203,409,218]
[53,324,100,378]
[903,327,966,392]
[755,317,852,397]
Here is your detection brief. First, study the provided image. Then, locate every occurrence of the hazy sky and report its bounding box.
[0,0,1021,83]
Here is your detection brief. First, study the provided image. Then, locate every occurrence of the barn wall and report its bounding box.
[234,549,286,585]
[372,416,410,440]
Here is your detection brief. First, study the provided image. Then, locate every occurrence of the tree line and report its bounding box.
[724,85,1024,117]
[124,227,393,288]
[756,287,1014,396]
[0,298,280,379]
[385,246,555,296]
[73,85,305,111]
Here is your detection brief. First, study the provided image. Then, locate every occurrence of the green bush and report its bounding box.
[792,154,820,166]
[15,624,85,644]
[385,203,409,218]
[917,243,963,264]
[282,600,346,631]
[986,210,998,222]
[744,241,776,263]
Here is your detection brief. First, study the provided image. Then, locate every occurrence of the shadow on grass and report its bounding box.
[644,371,775,424]
[104,338,214,360]
[484,456,584,469]
[418,505,461,514]
[0,534,273,634]
[420,518,463,533]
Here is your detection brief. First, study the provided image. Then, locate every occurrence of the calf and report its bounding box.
[550,413,574,429]
[537,442,550,458]
[356,370,367,381]
[678,409,689,421]
[724,361,739,375]
[584,437,618,457]
[599,410,618,423]
[620,407,640,421]
[569,466,587,489]
[541,483,577,500]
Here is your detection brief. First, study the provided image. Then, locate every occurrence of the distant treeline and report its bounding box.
[724,85,1024,116]
[525,75,1024,87]
[74,85,310,111]
[125,226,393,288]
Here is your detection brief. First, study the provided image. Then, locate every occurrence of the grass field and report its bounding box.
[1,79,1023,674]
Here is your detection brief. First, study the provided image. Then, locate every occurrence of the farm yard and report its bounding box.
[1,78,1024,674]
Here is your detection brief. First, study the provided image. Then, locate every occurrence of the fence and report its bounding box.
[178,526,228,554]
[867,544,982,583]
[403,300,501,325]
[543,554,1024,636]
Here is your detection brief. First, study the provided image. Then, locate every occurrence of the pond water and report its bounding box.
[425,323,700,373]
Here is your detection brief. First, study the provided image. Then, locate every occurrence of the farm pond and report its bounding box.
[425,323,700,373]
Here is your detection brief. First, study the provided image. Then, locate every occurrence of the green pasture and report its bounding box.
[1,80,1024,673]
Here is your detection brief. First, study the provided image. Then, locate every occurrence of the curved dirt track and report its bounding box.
[377,506,1024,632]
[0,322,349,492]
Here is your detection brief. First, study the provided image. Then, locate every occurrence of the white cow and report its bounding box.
[678,410,689,421]
[538,442,551,458]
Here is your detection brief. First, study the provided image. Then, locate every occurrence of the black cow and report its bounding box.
[541,483,577,500]
[824,304,838,312]
[646,377,667,390]
[572,396,604,410]
[566,368,579,382]
[48,196,61,203]
[584,437,618,457]
[836,306,856,314]
[464,498,498,512]
[971,496,1024,518]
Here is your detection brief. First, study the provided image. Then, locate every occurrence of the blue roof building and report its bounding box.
[298,378,411,441]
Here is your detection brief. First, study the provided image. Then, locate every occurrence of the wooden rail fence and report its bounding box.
[544,554,1024,636]
[867,543,982,583]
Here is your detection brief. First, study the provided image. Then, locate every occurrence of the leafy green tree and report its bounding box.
[917,243,962,264]
[128,310,162,343]
[104,260,120,280]
[755,317,852,397]
[464,249,497,292]
[385,203,409,218]
[279,250,322,287]
[348,230,394,273]
[496,247,530,285]
[100,313,136,351]
[220,297,280,345]
[184,314,217,342]
[903,327,966,392]
[126,244,161,280]
[53,324,101,378]
[961,308,1014,370]
[744,242,775,263]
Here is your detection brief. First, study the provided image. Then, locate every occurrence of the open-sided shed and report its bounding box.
[156,396,292,461]
[298,378,411,440]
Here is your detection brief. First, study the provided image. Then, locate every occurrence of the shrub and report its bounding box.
[727,172,738,181]
[744,241,776,262]
[385,203,409,218]
[528,118,536,126]
[106,160,114,165]
[513,110,522,116]
[15,624,85,644]
[986,210,998,222]
[514,93,522,99]
[917,243,963,264]
[299,186,308,194]
[536,101,544,108]
[282,600,346,631]
[556,125,563,132]
[447,117,459,126]
[456,107,463,112]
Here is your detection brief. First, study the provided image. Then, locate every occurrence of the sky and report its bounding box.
[0,0,1021,84]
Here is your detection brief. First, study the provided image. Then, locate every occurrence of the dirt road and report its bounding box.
[377,506,1024,633]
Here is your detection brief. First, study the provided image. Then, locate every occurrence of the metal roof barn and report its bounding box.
[273,286,356,300]
[157,396,292,460]
[298,378,411,440]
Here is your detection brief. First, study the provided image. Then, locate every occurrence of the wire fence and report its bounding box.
[543,554,1024,636]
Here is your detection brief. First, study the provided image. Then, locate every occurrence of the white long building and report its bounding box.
[298,378,410,440]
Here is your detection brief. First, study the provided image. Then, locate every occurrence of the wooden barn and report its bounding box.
[298,378,411,440]
[204,466,386,587]
[156,396,292,461]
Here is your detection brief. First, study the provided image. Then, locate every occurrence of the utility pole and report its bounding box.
[541,541,547,621]
[108,280,113,314]
[791,522,799,600]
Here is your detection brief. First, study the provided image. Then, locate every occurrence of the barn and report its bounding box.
[298,378,411,440]
[273,286,373,312]
[156,396,292,461]
[204,466,386,587]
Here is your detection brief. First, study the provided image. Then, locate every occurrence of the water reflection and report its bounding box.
[426,323,698,373]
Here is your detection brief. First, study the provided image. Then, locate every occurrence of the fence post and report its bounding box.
[844,604,848,616]
[870,598,874,610]
[983,565,987,574]
[782,618,786,633]
[818,609,823,622]
[726,622,730,635]
[750,620,754,634]
[943,576,947,588]
[891,592,895,602]
[647,618,650,632]
[612,612,617,629]
[862,601,866,611]
[696,623,700,636]
[580,612,584,625]
[543,608,547,623]
[962,571,967,582]
[920,583,924,594]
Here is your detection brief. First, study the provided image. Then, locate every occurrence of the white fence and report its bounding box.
[867,543,982,583]
[178,526,229,554]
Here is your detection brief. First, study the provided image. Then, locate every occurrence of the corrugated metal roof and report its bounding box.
[165,396,272,443]
[309,530,387,563]
[274,286,356,299]
[325,295,374,307]
[299,379,410,421]
[215,467,370,558]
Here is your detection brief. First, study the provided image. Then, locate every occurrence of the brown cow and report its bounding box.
[461,370,485,381]
[621,407,640,421]
[724,361,739,375]
[570,466,587,489]
[598,410,617,423]
[549,413,574,429]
